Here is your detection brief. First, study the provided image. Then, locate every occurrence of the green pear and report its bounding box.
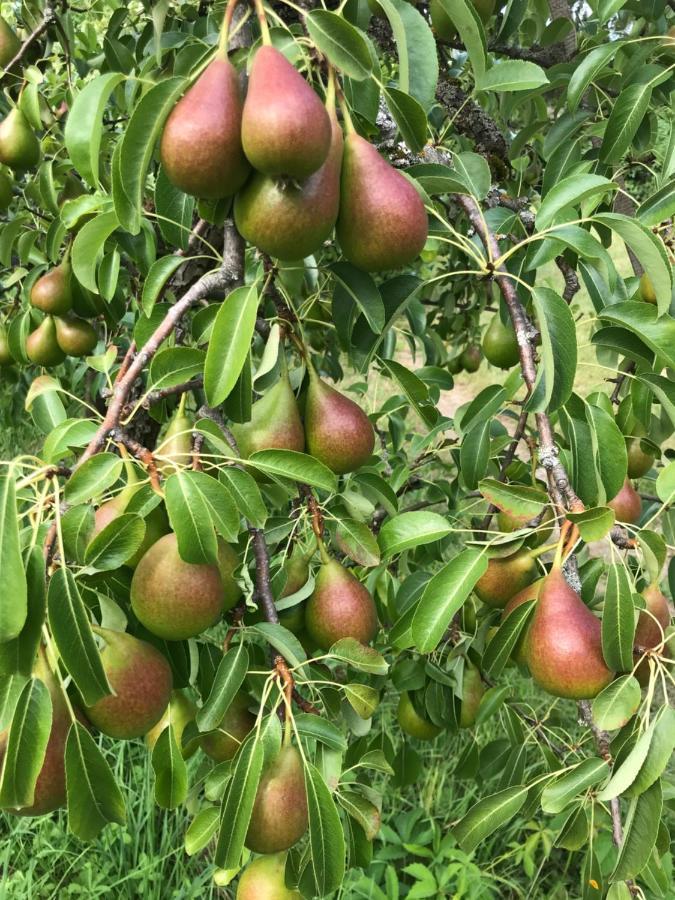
[26,316,66,367]
[397,691,442,740]
[0,16,20,68]
[156,400,194,474]
[200,691,255,762]
[0,169,12,210]
[277,549,311,633]
[304,367,374,475]
[145,690,198,758]
[0,323,13,366]
[482,312,520,369]
[608,478,641,524]
[497,504,555,547]
[460,344,482,373]
[30,260,73,315]
[305,557,378,649]
[459,661,485,728]
[447,355,463,375]
[84,629,173,739]
[237,853,300,900]
[245,744,308,853]
[639,273,657,304]
[54,315,97,357]
[0,108,40,171]
[230,372,305,458]
[625,429,654,479]
[474,550,537,609]
[217,539,243,612]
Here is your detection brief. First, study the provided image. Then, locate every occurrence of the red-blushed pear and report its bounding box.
[634,584,671,686]
[304,366,375,475]
[30,260,73,315]
[501,578,544,666]
[397,691,442,740]
[236,852,301,900]
[245,744,308,853]
[130,532,230,640]
[84,629,172,739]
[156,399,194,474]
[160,56,249,199]
[241,45,331,179]
[54,314,97,357]
[336,130,427,272]
[230,371,305,458]
[26,316,66,367]
[526,565,614,699]
[234,107,343,261]
[608,478,641,524]
[459,661,485,728]
[474,550,538,609]
[0,108,40,171]
[146,690,198,758]
[199,691,256,762]
[305,556,378,650]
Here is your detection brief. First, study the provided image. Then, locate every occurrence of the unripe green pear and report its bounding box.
[245,744,308,853]
[0,323,13,366]
[230,372,305,458]
[634,584,671,686]
[305,557,378,649]
[625,431,654,479]
[459,661,485,728]
[54,315,97,357]
[474,550,537,609]
[156,401,194,474]
[26,316,66,367]
[397,691,442,740]
[0,108,40,171]
[447,355,463,375]
[146,690,198,758]
[460,344,482,373]
[608,478,641,524]
[84,629,173,739]
[482,312,520,369]
[236,852,301,900]
[0,16,20,68]
[497,504,555,547]
[30,261,73,315]
[639,273,657,304]
[200,691,255,762]
[0,169,12,210]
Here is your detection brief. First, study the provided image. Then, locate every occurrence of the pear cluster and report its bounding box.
[160,45,428,271]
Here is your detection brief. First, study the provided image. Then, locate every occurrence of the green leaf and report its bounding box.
[597,717,658,800]
[334,518,381,568]
[71,211,120,293]
[411,548,488,653]
[0,677,51,809]
[375,0,439,105]
[328,638,388,675]
[452,151,491,201]
[591,676,641,731]
[379,357,437,427]
[247,449,338,494]
[567,44,620,112]
[65,454,123,506]
[482,600,535,679]
[536,175,616,231]
[637,179,675,227]
[65,721,126,840]
[302,763,346,896]
[636,375,675,432]
[599,301,675,367]
[626,707,675,797]
[305,11,372,80]
[384,87,427,152]
[338,790,381,840]
[435,0,487,79]
[330,262,385,334]
[612,780,662,881]
[526,287,577,413]
[602,564,635,672]
[460,419,491,490]
[0,547,46,677]
[250,623,307,668]
[47,568,110,707]
[196,643,249,732]
[344,683,379,719]
[0,471,27,641]
[164,471,218,565]
[64,73,125,188]
[478,479,547,526]
[152,724,188,809]
[567,506,615,542]
[379,511,452,558]
[204,284,260,407]
[185,806,220,855]
[214,735,264,868]
[84,513,146,571]
[477,60,549,93]
[600,83,652,166]
[453,786,528,852]
[294,714,348,752]
[540,758,610,814]
[219,468,267,528]
[142,256,185,316]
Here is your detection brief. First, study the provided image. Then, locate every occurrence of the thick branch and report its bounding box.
[2,4,56,78]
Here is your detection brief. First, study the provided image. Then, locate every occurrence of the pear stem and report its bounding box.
[252,0,271,45]
[528,540,560,561]
[325,66,337,115]
[317,535,331,565]
[217,0,239,57]
[336,89,355,134]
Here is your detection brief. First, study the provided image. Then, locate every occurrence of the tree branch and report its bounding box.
[1,3,57,79]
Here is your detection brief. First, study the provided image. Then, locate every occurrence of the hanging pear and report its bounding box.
[146,690,198,758]
[460,344,482,372]
[0,16,20,68]
[241,45,331,179]
[305,557,378,649]
[156,399,194,473]
[336,131,427,271]
[608,478,641,524]
[634,584,671,685]
[526,566,613,699]
[0,108,40,171]
[200,691,255,762]
[54,315,97,357]
[235,107,343,260]
[230,370,305,458]
[459,661,485,728]
[474,550,537,609]
[397,691,442,740]
[304,367,374,474]
[0,169,12,210]
[26,316,66,367]
[160,57,250,199]
[501,578,544,666]
[245,744,308,853]
[626,429,654,479]
[30,260,73,315]
[237,853,300,900]
[482,312,520,369]
[0,324,13,366]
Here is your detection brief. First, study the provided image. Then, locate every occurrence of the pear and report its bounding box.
[474,550,537,609]
[84,629,173,739]
[460,344,482,373]
[304,368,374,474]
[241,45,331,179]
[277,549,310,633]
[230,372,305,458]
[497,504,555,547]
[245,744,308,853]
[397,691,441,740]
[459,661,485,728]
[305,557,378,649]
[54,315,97,357]
[482,312,519,369]
[160,58,250,199]
[25,316,66,367]
[447,355,463,375]
[0,108,40,171]
[234,110,343,260]
[626,432,654,479]
[131,532,228,640]
[0,16,20,68]
[145,690,198,758]
[0,324,13,366]
[30,261,74,315]
[156,401,194,474]
[608,478,641,524]
[639,273,657,304]
[200,691,255,762]
[634,584,671,685]
[336,131,428,271]
[237,853,300,900]
[0,169,12,210]
[526,566,613,699]
[501,578,544,666]
[217,540,243,611]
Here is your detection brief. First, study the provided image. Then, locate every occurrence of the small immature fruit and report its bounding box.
[608,478,641,524]
[459,661,485,728]
[336,132,428,271]
[156,404,194,473]
[26,316,66,367]
[397,691,441,740]
[0,16,20,68]
[501,578,544,666]
[160,59,250,199]
[634,584,671,686]
[230,373,305,458]
[200,691,255,762]
[474,550,537,609]
[30,261,73,315]
[482,312,520,369]
[526,566,613,699]
[639,273,657,304]
[0,169,12,210]
[305,558,378,649]
[131,532,227,640]
[304,368,374,474]
[460,344,482,373]
[146,690,198,758]
[54,315,97,357]
[237,853,301,900]
[626,435,654,479]
[0,324,13,366]
[241,45,331,179]
[245,744,308,853]
[447,355,463,375]
[85,629,173,739]
[0,108,40,171]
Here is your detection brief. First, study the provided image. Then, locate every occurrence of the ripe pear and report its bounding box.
[304,368,374,474]
[200,691,255,762]
[160,58,250,199]
[305,557,378,649]
[497,505,554,547]
[30,261,74,315]
[84,629,173,739]
[626,433,654,479]
[0,169,12,210]
[0,108,40,171]
[230,372,305,458]
[526,566,613,699]
[0,324,13,366]
[634,584,671,685]
[26,316,66,367]
[501,578,544,666]
[156,401,194,473]
[397,691,441,740]
[336,131,427,271]
[245,744,308,853]
[146,690,198,758]
[459,661,485,728]
[0,16,20,68]
[474,550,537,609]
[54,315,97,357]
[639,273,657,304]
[241,45,331,179]
[130,532,229,640]
[235,110,342,260]
[460,344,482,373]
[482,312,519,369]
[608,478,641,524]
[237,853,300,900]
